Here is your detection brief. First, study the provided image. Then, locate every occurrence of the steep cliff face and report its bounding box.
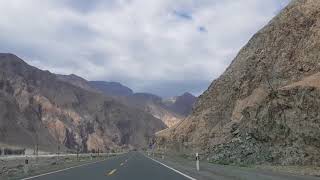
[159,0,320,166]
[0,54,166,152]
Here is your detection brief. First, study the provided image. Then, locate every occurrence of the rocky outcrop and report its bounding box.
[158,0,320,166]
[0,53,166,152]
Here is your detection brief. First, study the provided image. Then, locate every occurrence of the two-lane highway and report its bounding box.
[22,152,194,180]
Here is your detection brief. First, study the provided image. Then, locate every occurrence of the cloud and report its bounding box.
[0,0,291,97]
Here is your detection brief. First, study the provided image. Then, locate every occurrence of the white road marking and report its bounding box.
[143,154,197,180]
[107,169,117,176]
[21,159,107,180]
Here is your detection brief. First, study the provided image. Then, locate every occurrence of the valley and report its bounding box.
[1,0,320,179]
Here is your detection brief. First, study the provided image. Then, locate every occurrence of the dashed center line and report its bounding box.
[107,169,117,176]
[105,158,129,176]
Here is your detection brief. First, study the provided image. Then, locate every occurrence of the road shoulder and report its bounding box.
[149,153,320,180]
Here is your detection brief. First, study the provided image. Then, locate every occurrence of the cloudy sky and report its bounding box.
[0,0,291,97]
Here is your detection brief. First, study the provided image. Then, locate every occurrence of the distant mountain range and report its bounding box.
[59,74,198,127]
[163,92,197,117]
[0,54,166,153]
[0,53,197,153]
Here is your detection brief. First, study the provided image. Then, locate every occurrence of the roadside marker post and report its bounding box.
[76,149,79,161]
[24,157,29,174]
[196,153,200,171]
[57,145,60,164]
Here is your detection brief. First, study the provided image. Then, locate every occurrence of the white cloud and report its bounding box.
[0,0,291,97]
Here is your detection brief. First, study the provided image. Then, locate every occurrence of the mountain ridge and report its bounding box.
[0,53,166,152]
[88,80,197,127]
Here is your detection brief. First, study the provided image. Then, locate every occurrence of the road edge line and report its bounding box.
[143,154,197,180]
[21,159,107,180]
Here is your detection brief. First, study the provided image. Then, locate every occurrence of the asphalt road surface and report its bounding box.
[22,152,193,180]
[21,152,320,180]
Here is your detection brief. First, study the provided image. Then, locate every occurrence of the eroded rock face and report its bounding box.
[211,86,320,165]
[0,54,166,152]
[158,0,320,165]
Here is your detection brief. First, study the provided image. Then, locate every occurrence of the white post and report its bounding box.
[77,148,79,161]
[24,157,29,175]
[196,153,200,171]
[57,145,60,164]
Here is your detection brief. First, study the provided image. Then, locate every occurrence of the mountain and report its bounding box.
[89,81,133,97]
[123,93,184,128]
[0,53,166,152]
[89,81,197,127]
[158,0,320,166]
[163,92,197,117]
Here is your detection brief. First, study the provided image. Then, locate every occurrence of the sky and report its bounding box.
[0,0,291,97]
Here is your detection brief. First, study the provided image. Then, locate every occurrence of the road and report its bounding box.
[22,152,193,180]
[20,152,320,180]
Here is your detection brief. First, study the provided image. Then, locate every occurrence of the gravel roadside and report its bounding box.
[149,153,320,180]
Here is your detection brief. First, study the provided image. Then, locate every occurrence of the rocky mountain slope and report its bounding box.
[0,53,166,153]
[158,0,320,166]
